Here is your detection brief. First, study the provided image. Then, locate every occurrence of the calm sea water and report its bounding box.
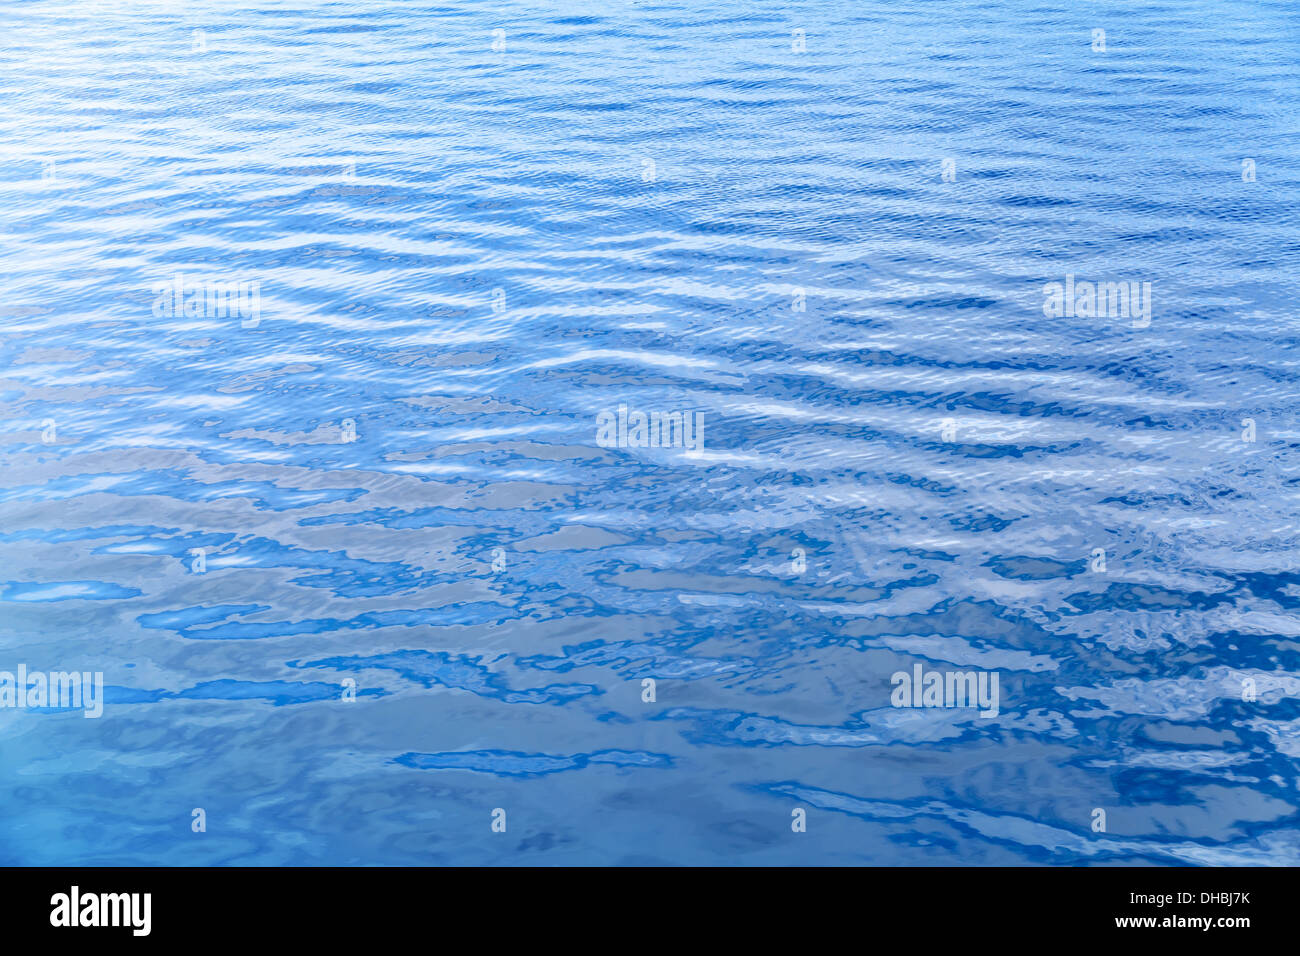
[2,0,1299,865]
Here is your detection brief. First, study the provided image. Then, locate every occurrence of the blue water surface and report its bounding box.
[2,0,1300,865]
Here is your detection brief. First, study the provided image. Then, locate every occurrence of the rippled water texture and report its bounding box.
[2,0,1299,865]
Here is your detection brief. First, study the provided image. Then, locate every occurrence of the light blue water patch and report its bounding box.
[1,581,143,602]
[394,749,673,777]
